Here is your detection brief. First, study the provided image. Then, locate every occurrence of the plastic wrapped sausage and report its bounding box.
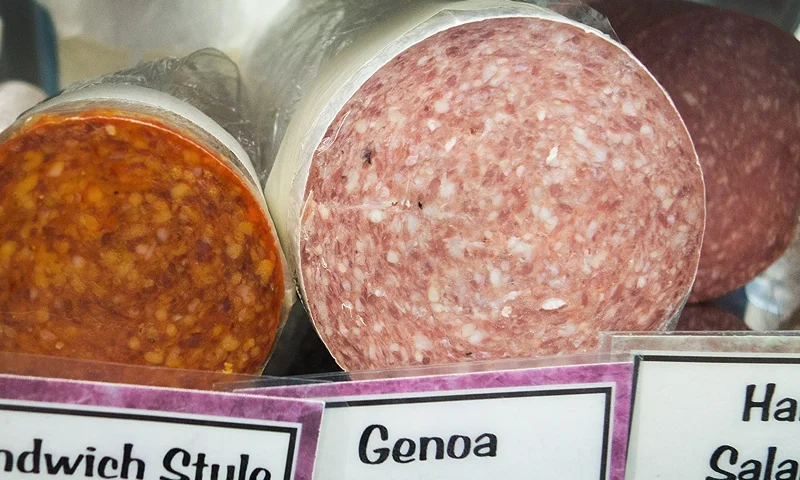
[591,0,800,302]
[246,0,705,370]
[0,50,293,374]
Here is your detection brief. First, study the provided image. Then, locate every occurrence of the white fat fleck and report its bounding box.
[135,244,148,255]
[468,331,484,345]
[317,204,330,220]
[414,333,433,350]
[386,250,400,264]
[354,119,367,133]
[622,133,634,145]
[417,55,431,66]
[546,146,559,166]
[390,343,401,352]
[345,170,360,193]
[654,185,669,199]
[541,298,567,310]
[487,211,499,221]
[537,109,546,121]
[439,179,456,198]
[434,302,451,313]
[461,323,477,337]
[427,119,441,132]
[682,92,699,106]
[590,251,608,268]
[640,124,654,135]
[538,206,554,222]
[587,220,598,240]
[501,306,512,318]
[612,158,625,171]
[505,291,520,301]
[516,165,525,177]
[369,209,385,223]
[489,268,503,286]
[374,288,385,297]
[406,215,419,233]
[434,99,450,113]
[662,198,674,210]
[492,194,503,207]
[105,125,116,136]
[637,276,647,288]
[482,64,498,83]
[445,137,457,153]
[594,148,607,163]
[428,285,440,303]
[558,323,577,337]
[572,127,589,145]
[337,263,347,274]
[507,236,533,261]
[313,245,323,256]
[622,101,637,116]
[388,106,404,123]
[72,256,85,268]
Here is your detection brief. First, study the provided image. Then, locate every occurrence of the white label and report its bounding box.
[628,354,800,480]
[313,385,613,480]
[0,400,300,480]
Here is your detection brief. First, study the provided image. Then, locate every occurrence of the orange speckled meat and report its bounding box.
[0,110,284,373]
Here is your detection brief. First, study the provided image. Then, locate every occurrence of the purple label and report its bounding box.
[0,375,323,480]
[243,362,633,480]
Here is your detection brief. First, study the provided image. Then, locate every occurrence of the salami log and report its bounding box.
[0,83,289,374]
[262,1,705,370]
[592,0,800,302]
[675,305,749,332]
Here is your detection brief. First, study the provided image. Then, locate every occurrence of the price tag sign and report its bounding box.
[628,352,800,480]
[243,361,633,480]
[0,375,324,480]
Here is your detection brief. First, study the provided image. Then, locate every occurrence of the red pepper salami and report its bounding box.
[593,1,800,302]
[286,15,705,370]
[675,305,749,332]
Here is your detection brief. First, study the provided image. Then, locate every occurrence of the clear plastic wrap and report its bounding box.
[0,49,294,375]
[243,0,703,371]
[0,81,46,131]
[37,0,288,87]
[242,0,616,175]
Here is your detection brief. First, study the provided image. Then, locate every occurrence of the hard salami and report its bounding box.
[265,2,705,370]
[675,305,749,332]
[592,0,800,302]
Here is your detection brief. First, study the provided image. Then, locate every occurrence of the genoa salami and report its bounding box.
[265,1,705,370]
[593,0,800,302]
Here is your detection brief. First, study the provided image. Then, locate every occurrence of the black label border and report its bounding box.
[327,385,614,480]
[0,402,299,480]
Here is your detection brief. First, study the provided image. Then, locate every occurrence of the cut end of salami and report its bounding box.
[298,16,704,370]
[597,1,800,302]
[675,305,750,332]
